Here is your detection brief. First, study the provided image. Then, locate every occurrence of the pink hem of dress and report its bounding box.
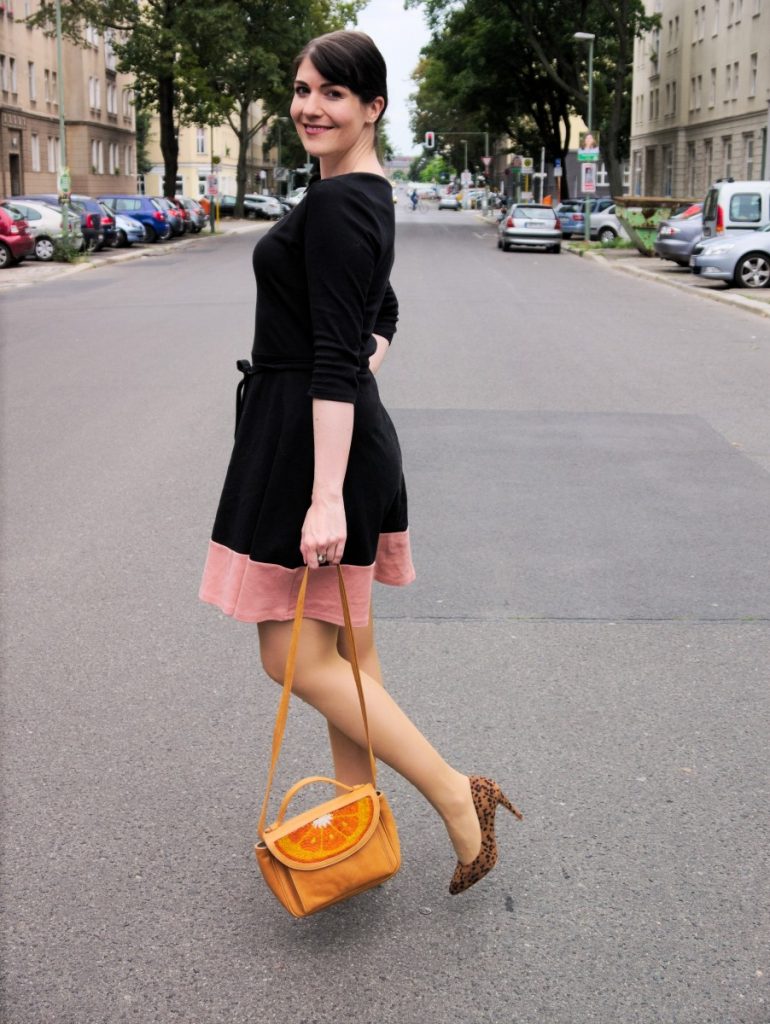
[199,532,415,628]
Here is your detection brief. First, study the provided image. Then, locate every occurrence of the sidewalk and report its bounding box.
[565,242,770,319]
[0,217,269,293]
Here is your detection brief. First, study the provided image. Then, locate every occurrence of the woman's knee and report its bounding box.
[258,624,289,683]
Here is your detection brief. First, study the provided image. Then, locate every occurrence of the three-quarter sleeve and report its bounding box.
[304,182,381,403]
[373,281,399,343]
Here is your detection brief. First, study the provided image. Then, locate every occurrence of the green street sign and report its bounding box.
[58,167,71,192]
[577,151,599,162]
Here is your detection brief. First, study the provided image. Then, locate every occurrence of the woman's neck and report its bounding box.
[319,135,384,179]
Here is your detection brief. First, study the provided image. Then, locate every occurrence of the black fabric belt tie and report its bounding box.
[234,358,314,437]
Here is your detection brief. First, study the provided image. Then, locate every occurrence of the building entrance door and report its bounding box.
[9,153,22,195]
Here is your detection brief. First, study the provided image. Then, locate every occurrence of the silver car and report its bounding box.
[690,225,770,288]
[498,204,561,253]
[654,205,703,266]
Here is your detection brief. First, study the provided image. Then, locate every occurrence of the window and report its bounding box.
[10,57,17,94]
[736,0,743,19]
[649,89,654,118]
[725,64,731,99]
[709,67,717,106]
[24,0,32,14]
[104,29,116,71]
[662,145,673,195]
[47,136,59,172]
[596,163,609,187]
[108,142,115,174]
[0,56,6,93]
[733,61,739,98]
[753,0,761,14]
[730,193,761,222]
[632,151,643,194]
[745,135,755,178]
[91,139,104,173]
[196,127,206,155]
[704,139,713,184]
[699,4,706,37]
[51,71,57,104]
[655,88,660,118]
[28,61,36,101]
[728,0,734,21]
[665,82,671,113]
[85,23,99,46]
[125,145,132,175]
[44,68,49,101]
[687,142,696,194]
[107,82,116,114]
[714,0,720,31]
[675,15,680,42]
[692,6,699,41]
[672,81,677,114]
[31,133,40,171]
[723,137,733,177]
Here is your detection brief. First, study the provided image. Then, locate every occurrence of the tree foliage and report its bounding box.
[27,0,364,202]
[409,0,658,196]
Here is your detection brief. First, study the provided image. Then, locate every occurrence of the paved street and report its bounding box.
[2,208,769,1024]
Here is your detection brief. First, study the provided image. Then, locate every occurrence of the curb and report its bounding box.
[571,247,770,320]
[0,220,269,293]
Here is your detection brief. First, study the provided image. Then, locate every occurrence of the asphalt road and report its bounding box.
[1,206,769,1024]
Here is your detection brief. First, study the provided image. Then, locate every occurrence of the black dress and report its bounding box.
[199,173,415,627]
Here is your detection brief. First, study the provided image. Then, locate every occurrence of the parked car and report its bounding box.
[589,204,630,243]
[166,196,192,232]
[0,198,82,260]
[702,179,770,239]
[243,193,284,219]
[111,211,146,247]
[180,196,207,232]
[557,197,615,238]
[96,202,118,249]
[0,205,36,267]
[690,224,770,288]
[98,195,171,243]
[16,193,105,250]
[438,194,461,211]
[284,186,307,208]
[498,203,561,253]
[654,204,704,267]
[153,197,186,235]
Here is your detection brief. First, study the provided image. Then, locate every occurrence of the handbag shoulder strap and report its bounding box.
[257,566,377,838]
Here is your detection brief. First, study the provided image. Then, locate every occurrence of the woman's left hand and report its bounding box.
[300,494,347,567]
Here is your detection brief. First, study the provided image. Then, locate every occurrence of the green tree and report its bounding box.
[409,0,658,196]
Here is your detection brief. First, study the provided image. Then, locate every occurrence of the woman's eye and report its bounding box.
[326,89,344,99]
[294,85,309,96]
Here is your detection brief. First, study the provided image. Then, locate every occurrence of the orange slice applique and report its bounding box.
[275,796,375,864]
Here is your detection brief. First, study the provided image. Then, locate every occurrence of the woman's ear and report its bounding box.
[368,96,386,123]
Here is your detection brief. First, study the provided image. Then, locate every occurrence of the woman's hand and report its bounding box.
[301,493,347,567]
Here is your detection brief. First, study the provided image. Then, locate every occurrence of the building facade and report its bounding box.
[0,3,136,197]
[629,0,770,198]
[141,107,280,199]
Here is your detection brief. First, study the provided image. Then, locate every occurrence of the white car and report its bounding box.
[438,194,461,211]
[0,198,83,260]
[244,194,284,220]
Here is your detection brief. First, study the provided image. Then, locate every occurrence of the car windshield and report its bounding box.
[514,207,554,219]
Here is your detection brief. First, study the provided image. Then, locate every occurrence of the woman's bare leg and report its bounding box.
[258,616,482,864]
[327,608,382,786]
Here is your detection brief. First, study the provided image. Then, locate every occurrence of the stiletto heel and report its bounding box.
[448,775,523,895]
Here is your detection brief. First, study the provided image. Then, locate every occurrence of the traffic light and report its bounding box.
[425,131,435,149]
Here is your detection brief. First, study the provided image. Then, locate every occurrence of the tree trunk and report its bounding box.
[158,74,178,197]
[234,102,250,218]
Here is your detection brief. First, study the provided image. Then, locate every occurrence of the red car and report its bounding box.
[0,204,35,268]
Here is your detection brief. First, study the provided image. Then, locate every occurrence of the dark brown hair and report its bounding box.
[294,30,388,125]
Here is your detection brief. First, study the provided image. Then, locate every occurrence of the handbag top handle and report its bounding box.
[257,566,377,838]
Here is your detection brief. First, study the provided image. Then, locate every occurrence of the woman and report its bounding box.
[199,29,522,894]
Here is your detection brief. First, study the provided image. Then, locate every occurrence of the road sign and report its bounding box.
[206,174,219,196]
[581,163,596,193]
[58,167,71,194]
[553,166,563,178]
[425,131,435,149]
[521,157,534,172]
[481,156,492,169]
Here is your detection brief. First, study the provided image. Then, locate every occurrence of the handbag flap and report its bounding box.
[262,783,382,871]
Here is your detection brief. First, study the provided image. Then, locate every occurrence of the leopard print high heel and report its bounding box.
[448,776,523,895]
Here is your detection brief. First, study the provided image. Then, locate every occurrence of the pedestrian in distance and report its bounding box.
[409,188,419,211]
[199,28,523,897]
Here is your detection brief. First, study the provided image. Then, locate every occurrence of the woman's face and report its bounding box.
[291,57,383,164]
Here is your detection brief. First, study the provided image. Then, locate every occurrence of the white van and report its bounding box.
[702,179,770,238]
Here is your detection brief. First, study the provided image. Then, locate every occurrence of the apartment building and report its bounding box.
[629,0,770,197]
[142,107,277,198]
[0,1,136,196]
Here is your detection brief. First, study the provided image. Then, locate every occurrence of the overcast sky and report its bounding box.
[355,0,432,156]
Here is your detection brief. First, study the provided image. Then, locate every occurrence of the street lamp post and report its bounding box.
[54,0,71,244]
[574,31,595,243]
[460,138,468,207]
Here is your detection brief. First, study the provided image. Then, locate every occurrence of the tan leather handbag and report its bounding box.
[254,567,401,918]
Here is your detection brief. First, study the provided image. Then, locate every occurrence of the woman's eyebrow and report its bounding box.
[294,78,342,88]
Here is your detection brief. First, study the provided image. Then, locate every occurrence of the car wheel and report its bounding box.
[144,224,157,243]
[598,227,617,243]
[0,242,16,268]
[34,236,56,261]
[497,236,503,249]
[734,252,770,289]
[551,245,561,254]
[502,242,511,252]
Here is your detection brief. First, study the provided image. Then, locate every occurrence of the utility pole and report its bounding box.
[54,0,72,243]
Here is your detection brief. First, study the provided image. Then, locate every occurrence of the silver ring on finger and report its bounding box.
[317,552,327,565]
